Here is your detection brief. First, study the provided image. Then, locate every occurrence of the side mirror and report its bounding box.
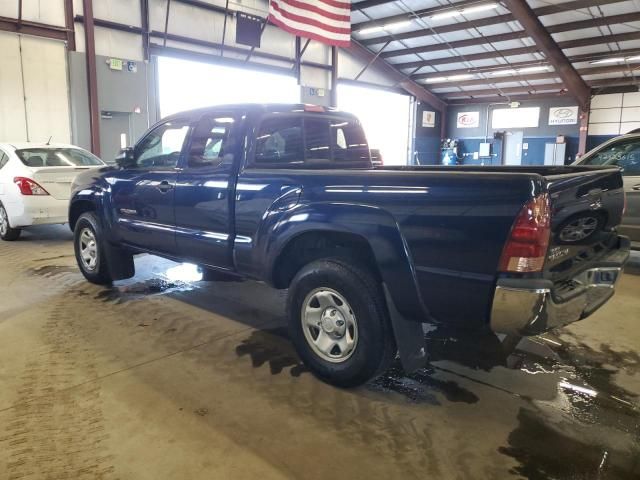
[115,147,135,168]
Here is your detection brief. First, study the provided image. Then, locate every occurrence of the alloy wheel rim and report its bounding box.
[0,207,8,236]
[301,288,358,363]
[79,228,99,271]
[559,216,598,242]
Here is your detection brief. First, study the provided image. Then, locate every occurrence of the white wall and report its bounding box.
[0,32,71,143]
[589,93,640,136]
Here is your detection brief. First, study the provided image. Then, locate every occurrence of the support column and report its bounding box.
[578,107,590,157]
[82,0,100,156]
[330,46,338,108]
[64,0,75,50]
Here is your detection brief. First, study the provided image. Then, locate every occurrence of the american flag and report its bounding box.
[268,0,351,47]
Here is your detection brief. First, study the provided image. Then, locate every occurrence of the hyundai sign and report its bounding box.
[549,106,579,125]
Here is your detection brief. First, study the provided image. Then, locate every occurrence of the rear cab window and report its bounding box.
[251,113,370,169]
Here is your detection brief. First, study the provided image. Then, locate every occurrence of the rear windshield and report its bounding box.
[16,148,104,168]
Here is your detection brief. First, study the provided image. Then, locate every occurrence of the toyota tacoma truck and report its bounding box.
[69,104,630,387]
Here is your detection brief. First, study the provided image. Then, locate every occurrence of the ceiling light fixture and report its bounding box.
[425,74,474,83]
[517,65,550,73]
[589,57,626,65]
[358,20,412,35]
[431,3,498,20]
[487,65,549,76]
[589,55,640,65]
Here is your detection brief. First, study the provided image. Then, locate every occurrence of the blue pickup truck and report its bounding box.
[69,104,630,386]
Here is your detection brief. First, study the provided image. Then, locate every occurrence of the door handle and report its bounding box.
[157,181,173,193]
[632,184,640,191]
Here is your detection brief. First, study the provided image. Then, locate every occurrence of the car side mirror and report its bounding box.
[115,147,135,168]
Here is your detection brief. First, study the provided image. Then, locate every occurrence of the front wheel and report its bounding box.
[287,258,396,387]
[0,204,21,241]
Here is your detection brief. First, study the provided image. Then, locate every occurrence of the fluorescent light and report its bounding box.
[517,65,550,73]
[489,69,517,76]
[357,26,384,35]
[590,57,625,65]
[628,56,640,61]
[425,76,448,83]
[425,74,474,83]
[431,3,498,20]
[463,3,499,15]
[448,74,474,81]
[357,20,412,35]
[431,10,462,20]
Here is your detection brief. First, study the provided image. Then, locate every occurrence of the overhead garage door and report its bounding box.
[157,56,299,118]
[0,32,71,143]
[337,83,412,166]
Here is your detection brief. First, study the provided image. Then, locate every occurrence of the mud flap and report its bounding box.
[383,284,428,373]
[104,242,135,281]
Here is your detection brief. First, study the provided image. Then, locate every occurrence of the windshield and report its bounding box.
[16,148,104,168]
[579,138,640,176]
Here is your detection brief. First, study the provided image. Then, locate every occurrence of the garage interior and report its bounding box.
[0,0,639,479]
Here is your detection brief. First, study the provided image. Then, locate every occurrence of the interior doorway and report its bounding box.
[503,131,524,165]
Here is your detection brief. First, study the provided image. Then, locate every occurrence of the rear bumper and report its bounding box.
[7,197,69,227]
[490,236,630,336]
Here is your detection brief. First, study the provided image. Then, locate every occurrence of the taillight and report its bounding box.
[499,194,551,273]
[14,177,49,196]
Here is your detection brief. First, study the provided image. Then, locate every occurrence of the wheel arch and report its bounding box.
[263,203,429,321]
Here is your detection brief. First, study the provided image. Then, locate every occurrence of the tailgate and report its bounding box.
[30,167,94,200]
[544,167,626,282]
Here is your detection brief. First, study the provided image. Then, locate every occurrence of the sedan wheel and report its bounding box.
[0,204,21,241]
[559,215,600,242]
[0,206,7,237]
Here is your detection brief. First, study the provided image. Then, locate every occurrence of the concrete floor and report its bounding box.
[0,225,639,480]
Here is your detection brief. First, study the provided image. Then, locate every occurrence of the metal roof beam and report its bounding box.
[417,61,639,89]
[402,47,541,72]
[361,7,640,47]
[0,15,68,41]
[352,0,491,32]
[404,48,640,82]
[344,40,447,111]
[381,30,640,60]
[503,0,590,109]
[440,83,565,98]
[354,0,624,33]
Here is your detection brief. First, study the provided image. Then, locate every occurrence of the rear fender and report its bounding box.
[262,203,429,321]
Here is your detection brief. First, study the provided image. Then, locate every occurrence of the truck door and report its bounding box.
[110,118,190,254]
[174,112,239,269]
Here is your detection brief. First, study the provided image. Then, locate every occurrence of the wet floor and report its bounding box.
[0,225,639,479]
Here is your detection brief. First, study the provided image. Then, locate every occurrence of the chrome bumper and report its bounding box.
[490,237,630,336]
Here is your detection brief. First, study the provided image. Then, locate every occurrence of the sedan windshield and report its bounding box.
[16,148,104,168]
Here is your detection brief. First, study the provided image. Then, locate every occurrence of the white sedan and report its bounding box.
[0,143,106,241]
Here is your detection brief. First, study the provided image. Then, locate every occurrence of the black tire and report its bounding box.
[0,203,21,241]
[74,212,113,285]
[287,258,396,387]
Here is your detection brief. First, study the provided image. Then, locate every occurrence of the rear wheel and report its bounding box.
[74,212,113,284]
[0,204,21,241]
[287,258,396,387]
